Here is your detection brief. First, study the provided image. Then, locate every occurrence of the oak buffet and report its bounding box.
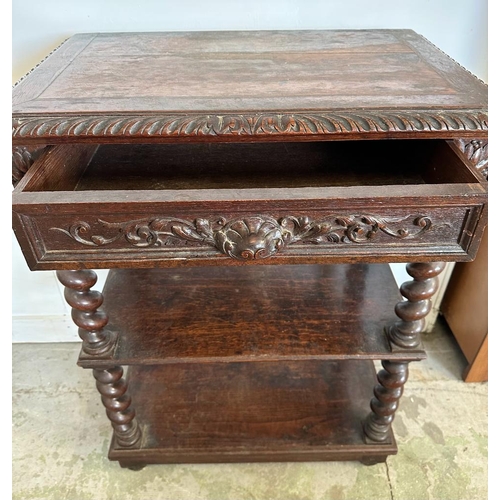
[12,30,488,469]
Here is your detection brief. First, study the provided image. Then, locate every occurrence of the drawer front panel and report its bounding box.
[13,203,486,269]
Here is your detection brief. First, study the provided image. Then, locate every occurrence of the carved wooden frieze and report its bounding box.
[12,109,487,142]
[453,139,488,180]
[51,214,433,261]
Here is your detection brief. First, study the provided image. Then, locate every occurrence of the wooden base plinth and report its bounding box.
[109,359,396,467]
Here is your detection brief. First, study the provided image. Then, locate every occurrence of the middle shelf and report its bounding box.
[78,263,424,367]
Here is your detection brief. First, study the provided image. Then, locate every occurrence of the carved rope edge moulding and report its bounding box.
[51,214,434,261]
[12,109,487,139]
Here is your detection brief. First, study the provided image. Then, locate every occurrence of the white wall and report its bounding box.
[12,1,487,342]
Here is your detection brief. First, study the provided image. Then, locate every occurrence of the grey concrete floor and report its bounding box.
[12,318,487,500]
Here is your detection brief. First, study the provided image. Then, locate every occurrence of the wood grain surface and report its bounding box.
[77,263,425,367]
[12,30,487,143]
[108,359,397,465]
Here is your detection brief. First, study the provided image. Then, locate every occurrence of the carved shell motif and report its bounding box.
[214,217,285,260]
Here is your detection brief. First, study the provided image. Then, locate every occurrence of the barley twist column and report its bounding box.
[388,262,446,349]
[364,262,445,443]
[56,270,117,355]
[93,366,141,447]
[363,360,409,442]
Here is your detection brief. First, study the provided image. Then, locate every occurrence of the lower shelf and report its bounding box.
[109,359,396,466]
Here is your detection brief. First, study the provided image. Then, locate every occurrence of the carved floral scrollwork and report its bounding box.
[453,139,488,180]
[12,145,47,186]
[53,218,219,248]
[51,213,434,261]
[281,215,432,244]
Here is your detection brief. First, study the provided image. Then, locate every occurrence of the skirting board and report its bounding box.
[12,315,79,343]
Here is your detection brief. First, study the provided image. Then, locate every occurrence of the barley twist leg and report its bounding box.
[363,360,409,442]
[56,270,117,356]
[93,366,141,448]
[388,262,446,349]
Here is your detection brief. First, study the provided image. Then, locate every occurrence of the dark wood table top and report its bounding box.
[12,30,487,144]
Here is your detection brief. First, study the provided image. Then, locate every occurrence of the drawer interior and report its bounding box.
[20,139,480,193]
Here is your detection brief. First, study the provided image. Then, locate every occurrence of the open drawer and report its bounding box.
[12,139,487,270]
